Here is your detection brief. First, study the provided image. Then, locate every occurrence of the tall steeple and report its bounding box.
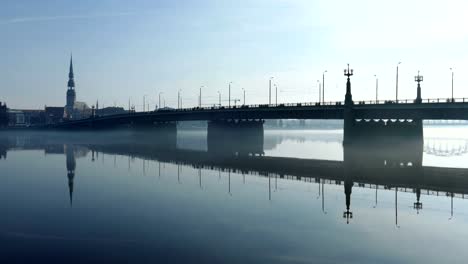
[68,55,75,89]
[65,54,77,119]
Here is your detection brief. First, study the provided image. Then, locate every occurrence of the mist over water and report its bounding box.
[1,126,468,263]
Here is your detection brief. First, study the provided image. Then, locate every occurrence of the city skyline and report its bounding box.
[1,0,467,110]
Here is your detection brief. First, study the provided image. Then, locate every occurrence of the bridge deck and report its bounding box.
[53,100,468,128]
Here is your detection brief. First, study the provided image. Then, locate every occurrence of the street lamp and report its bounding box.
[143,94,148,112]
[199,86,204,108]
[396,61,402,102]
[158,92,163,109]
[450,68,454,102]
[228,82,233,107]
[242,88,246,105]
[322,70,327,103]
[178,89,182,109]
[374,74,379,102]
[317,80,321,103]
[274,84,278,105]
[269,77,274,105]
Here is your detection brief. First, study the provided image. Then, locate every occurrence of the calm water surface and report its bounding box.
[1,126,468,263]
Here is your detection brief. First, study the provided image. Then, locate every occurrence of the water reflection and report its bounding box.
[65,144,75,206]
[1,130,466,225]
[3,129,468,263]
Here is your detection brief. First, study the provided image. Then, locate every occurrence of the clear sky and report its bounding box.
[1,0,467,110]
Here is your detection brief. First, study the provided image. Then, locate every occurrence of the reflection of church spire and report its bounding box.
[65,145,76,207]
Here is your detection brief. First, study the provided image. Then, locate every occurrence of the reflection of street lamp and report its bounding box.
[373,185,378,208]
[449,192,454,220]
[395,188,400,228]
[198,169,203,190]
[322,181,327,214]
[269,174,271,201]
[228,171,232,196]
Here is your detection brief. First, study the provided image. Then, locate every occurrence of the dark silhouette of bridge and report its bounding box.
[50,66,468,133]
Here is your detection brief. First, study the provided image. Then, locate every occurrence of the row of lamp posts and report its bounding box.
[135,65,455,111]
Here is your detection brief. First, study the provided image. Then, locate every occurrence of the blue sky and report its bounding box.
[1,0,467,110]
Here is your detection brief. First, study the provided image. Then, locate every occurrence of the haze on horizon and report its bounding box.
[1,0,467,110]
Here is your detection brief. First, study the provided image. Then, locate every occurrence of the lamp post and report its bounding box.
[178,89,182,109]
[229,82,233,107]
[217,91,221,106]
[317,80,321,103]
[199,86,204,107]
[269,77,274,105]
[274,84,278,105]
[450,68,454,102]
[414,71,423,104]
[242,88,246,105]
[374,75,379,102]
[322,70,327,103]
[396,61,402,102]
[158,92,163,109]
[143,94,147,112]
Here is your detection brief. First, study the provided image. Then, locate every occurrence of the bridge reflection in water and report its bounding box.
[1,128,466,225]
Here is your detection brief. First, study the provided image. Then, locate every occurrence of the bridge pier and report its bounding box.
[207,120,264,156]
[342,65,423,147]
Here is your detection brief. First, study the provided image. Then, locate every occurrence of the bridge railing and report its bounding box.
[156,100,347,113]
[352,97,468,105]
[75,97,468,121]
[171,97,468,112]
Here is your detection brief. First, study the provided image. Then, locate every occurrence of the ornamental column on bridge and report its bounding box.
[343,64,355,145]
[414,71,423,104]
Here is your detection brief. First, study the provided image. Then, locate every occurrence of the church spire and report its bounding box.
[68,54,75,89]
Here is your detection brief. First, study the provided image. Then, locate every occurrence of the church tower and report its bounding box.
[65,55,76,119]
